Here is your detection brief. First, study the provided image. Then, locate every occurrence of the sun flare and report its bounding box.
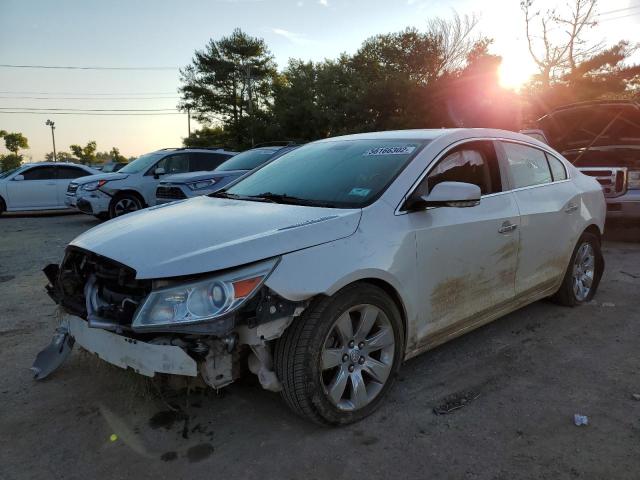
[498,59,534,91]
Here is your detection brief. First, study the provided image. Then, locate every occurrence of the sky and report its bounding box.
[1,0,639,162]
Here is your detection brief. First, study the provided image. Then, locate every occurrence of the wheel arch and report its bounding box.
[0,194,6,212]
[112,189,147,207]
[584,223,602,242]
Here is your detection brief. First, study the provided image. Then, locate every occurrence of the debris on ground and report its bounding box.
[601,302,616,307]
[574,414,589,426]
[433,390,480,415]
[620,271,640,279]
[632,394,640,401]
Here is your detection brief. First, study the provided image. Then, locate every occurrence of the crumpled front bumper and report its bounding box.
[32,315,198,379]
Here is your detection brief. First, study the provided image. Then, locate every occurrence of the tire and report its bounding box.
[0,196,5,216]
[274,283,404,425]
[552,231,604,306]
[93,212,110,221]
[108,193,143,219]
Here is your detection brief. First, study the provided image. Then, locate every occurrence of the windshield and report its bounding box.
[0,167,20,179]
[119,152,164,174]
[216,148,280,172]
[225,139,425,208]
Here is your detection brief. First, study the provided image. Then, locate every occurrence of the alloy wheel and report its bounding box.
[113,197,140,216]
[320,304,395,411]
[572,242,595,301]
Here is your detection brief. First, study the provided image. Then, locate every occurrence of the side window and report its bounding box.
[546,153,567,181]
[426,141,502,195]
[57,166,90,179]
[21,166,57,180]
[190,153,229,171]
[503,142,552,188]
[156,154,190,174]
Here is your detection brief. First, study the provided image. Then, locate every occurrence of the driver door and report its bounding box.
[409,140,520,343]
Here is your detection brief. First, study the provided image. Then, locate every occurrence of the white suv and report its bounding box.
[66,148,235,219]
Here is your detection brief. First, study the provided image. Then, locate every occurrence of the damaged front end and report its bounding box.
[33,247,305,392]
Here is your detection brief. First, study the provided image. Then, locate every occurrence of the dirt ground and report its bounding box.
[1,211,639,480]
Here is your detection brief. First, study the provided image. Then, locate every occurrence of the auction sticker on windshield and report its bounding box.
[364,145,416,156]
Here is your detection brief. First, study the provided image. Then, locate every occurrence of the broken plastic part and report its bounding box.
[31,325,75,380]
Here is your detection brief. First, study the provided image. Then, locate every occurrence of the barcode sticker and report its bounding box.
[363,146,416,156]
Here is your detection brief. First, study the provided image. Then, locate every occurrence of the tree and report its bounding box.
[109,147,127,163]
[1,131,29,155]
[522,0,600,86]
[70,141,97,165]
[0,154,22,171]
[183,126,231,148]
[46,151,76,162]
[179,28,278,149]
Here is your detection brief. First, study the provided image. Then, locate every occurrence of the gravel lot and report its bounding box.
[1,211,639,480]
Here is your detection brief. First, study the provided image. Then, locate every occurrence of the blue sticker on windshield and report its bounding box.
[363,145,416,156]
[349,188,371,197]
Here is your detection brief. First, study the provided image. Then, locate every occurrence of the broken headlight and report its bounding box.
[132,258,278,330]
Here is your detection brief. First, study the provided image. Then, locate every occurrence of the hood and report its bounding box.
[72,172,128,185]
[537,101,640,153]
[161,169,247,184]
[70,195,361,279]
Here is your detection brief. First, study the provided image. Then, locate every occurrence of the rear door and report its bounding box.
[55,166,93,207]
[410,140,520,341]
[498,141,581,295]
[6,165,58,209]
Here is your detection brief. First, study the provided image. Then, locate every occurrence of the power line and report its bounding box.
[597,12,640,23]
[0,90,178,95]
[0,107,178,112]
[597,5,640,17]
[0,64,178,71]
[0,96,179,100]
[0,111,184,116]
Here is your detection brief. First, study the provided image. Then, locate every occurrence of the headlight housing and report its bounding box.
[81,179,108,191]
[132,258,278,330]
[187,178,217,191]
[628,170,640,190]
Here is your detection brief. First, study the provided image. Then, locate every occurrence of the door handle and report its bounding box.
[498,222,518,234]
[565,203,578,213]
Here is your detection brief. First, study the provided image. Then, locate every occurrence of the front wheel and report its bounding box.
[552,231,604,306]
[109,193,142,219]
[274,283,404,425]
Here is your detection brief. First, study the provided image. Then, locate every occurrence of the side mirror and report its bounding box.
[408,181,481,210]
[13,174,24,181]
[154,167,165,178]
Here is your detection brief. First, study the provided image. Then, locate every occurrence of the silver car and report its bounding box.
[35,129,606,425]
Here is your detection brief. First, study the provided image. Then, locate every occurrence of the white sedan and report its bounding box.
[34,129,606,425]
[0,162,98,214]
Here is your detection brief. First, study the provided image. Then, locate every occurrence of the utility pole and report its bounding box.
[45,119,56,162]
[246,64,254,147]
[187,107,191,137]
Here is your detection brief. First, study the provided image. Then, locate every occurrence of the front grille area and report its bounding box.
[578,167,627,198]
[67,183,79,194]
[156,185,187,199]
[53,248,151,330]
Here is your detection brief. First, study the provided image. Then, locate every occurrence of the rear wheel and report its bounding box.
[109,193,142,219]
[552,231,604,306]
[0,196,5,216]
[274,283,404,425]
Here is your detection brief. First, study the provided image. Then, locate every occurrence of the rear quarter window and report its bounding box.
[545,153,568,181]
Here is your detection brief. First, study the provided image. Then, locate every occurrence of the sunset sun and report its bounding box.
[498,58,534,91]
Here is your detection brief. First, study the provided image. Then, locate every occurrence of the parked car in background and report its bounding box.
[65,147,236,219]
[99,162,128,173]
[35,129,605,425]
[522,100,640,219]
[156,144,299,204]
[0,162,99,215]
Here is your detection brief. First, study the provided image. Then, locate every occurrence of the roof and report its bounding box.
[319,128,545,145]
[20,162,96,168]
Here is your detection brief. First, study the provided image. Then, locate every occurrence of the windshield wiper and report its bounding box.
[252,192,337,208]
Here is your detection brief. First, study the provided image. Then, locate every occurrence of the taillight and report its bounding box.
[628,170,640,190]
